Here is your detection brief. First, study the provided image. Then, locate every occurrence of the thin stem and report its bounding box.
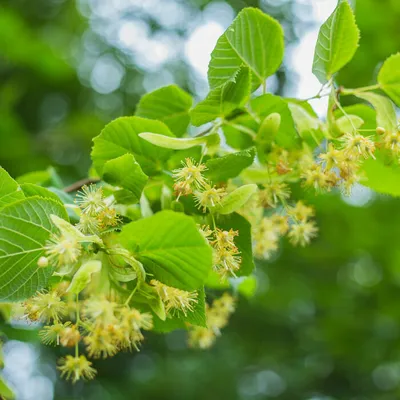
[211,213,217,230]
[262,80,267,95]
[75,294,80,358]
[333,94,357,133]
[124,284,138,306]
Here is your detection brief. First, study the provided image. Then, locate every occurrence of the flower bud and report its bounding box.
[37,256,49,268]
[376,126,386,135]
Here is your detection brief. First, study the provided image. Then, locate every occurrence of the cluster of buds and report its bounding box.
[188,293,235,349]
[75,185,121,234]
[173,158,227,212]
[200,226,242,280]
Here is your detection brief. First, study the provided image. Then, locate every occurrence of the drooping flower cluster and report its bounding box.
[200,226,242,280]
[188,293,236,349]
[150,279,198,316]
[22,285,153,383]
[173,158,227,212]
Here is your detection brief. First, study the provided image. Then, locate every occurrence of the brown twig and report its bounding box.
[63,178,100,193]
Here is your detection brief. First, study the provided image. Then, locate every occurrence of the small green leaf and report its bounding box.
[336,115,364,133]
[223,114,257,150]
[312,0,360,83]
[120,211,213,291]
[135,85,193,137]
[102,154,148,203]
[191,66,251,126]
[378,53,400,106]
[67,260,102,294]
[0,197,68,301]
[356,92,397,132]
[208,8,284,91]
[0,167,25,208]
[205,148,255,182]
[217,184,257,215]
[139,132,220,150]
[217,213,254,276]
[91,116,174,176]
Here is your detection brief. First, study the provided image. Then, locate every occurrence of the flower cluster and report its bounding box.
[76,185,120,234]
[173,158,227,212]
[188,293,235,349]
[200,226,242,280]
[23,286,153,383]
[150,279,198,316]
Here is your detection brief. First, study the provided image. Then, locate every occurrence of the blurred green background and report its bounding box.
[1,0,400,399]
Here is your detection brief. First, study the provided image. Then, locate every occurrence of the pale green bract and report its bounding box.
[67,260,102,294]
[216,184,257,215]
[356,92,398,132]
[312,0,359,84]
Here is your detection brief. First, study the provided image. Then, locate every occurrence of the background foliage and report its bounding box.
[1,0,400,399]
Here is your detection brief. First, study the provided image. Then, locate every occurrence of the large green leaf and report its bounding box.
[312,0,360,84]
[135,85,192,137]
[251,94,301,148]
[208,8,284,91]
[91,116,174,176]
[0,167,25,208]
[205,148,255,182]
[356,92,397,132]
[361,157,400,197]
[120,210,213,291]
[0,197,68,301]
[103,154,148,203]
[191,66,251,126]
[216,213,254,276]
[378,53,400,107]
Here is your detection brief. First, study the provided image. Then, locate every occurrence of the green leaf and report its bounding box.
[67,260,102,294]
[216,213,254,276]
[361,157,400,197]
[378,53,400,106]
[91,116,174,176]
[334,104,377,132]
[16,169,51,185]
[312,0,360,83]
[217,184,257,215]
[139,132,220,150]
[251,94,300,148]
[120,210,213,291]
[208,7,284,91]
[336,115,364,133]
[0,167,25,208]
[222,114,257,150]
[204,148,255,183]
[102,154,148,203]
[256,112,281,163]
[0,197,68,301]
[356,92,397,132]
[20,183,63,204]
[191,66,251,126]
[135,85,192,137]
[287,101,323,140]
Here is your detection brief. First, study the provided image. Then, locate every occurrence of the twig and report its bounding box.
[63,178,100,193]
